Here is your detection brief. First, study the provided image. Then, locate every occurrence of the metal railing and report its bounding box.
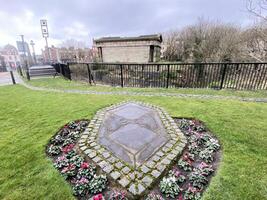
[52,62,267,90]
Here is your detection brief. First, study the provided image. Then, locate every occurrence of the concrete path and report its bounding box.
[3,72,265,103]
[17,79,267,103]
[0,71,22,86]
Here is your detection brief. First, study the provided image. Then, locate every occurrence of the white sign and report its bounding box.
[40,19,49,38]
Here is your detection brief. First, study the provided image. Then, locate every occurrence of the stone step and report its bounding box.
[29,65,56,77]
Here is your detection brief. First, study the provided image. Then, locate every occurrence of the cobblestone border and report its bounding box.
[78,101,187,196]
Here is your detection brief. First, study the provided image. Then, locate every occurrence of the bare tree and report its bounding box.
[247,0,267,20]
[60,39,87,49]
[163,19,243,63]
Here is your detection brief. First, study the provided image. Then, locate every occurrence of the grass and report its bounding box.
[0,84,266,200]
[26,77,267,98]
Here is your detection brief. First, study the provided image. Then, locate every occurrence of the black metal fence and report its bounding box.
[52,62,267,90]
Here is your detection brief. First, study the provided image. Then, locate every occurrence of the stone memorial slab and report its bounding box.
[78,101,187,196]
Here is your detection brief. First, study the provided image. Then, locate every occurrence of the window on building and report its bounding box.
[149,45,154,62]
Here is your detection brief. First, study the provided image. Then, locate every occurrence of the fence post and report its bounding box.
[25,67,30,81]
[166,64,170,88]
[120,64,124,88]
[87,64,92,85]
[59,64,63,75]
[67,63,71,80]
[17,65,23,76]
[10,71,16,84]
[220,63,227,90]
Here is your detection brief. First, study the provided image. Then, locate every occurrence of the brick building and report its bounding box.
[93,34,162,63]
[0,44,21,70]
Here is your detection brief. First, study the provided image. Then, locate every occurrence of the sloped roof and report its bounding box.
[94,34,162,43]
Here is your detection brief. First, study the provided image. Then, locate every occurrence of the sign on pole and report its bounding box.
[40,19,49,38]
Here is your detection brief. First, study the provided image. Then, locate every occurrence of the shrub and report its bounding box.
[61,163,77,179]
[54,155,69,169]
[62,144,75,154]
[159,176,181,198]
[51,135,64,145]
[184,185,201,200]
[47,145,61,156]
[88,175,108,194]
[63,138,75,147]
[77,162,96,180]
[205,138,220,152]
[66,150,76,159]
[183,152,195,161]
[197,162,214,176]
[68,131,80,140]
[188,142,200,155]
[189,170,208,189]
[199,149,214,163]
[179,119,191,131]
[108,190,128,200]
[145,192,164,200]
[199,134,211,144]
[72,177,89,196]
[178,159,192,171]
[169,169,186,184]
[68,121,78,129]
[60,128,70,137]
[69,155,84,167]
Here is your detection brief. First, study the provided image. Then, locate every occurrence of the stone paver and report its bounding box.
[110,171,121,180]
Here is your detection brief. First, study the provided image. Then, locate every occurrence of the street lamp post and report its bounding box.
[30,40,37,65]
[20,35,30,80]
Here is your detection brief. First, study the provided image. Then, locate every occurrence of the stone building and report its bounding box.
[93,34,162,63]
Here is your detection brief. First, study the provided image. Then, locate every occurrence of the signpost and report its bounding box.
[40,19,50,62]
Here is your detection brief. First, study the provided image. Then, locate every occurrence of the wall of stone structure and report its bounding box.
[102,46,150,63]
[96,40,161,63]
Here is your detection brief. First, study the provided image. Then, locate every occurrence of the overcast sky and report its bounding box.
[0,0,256,54]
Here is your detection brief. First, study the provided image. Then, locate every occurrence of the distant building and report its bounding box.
[42,45,59,63]
[93,34,162,63]
[0,44,21,69]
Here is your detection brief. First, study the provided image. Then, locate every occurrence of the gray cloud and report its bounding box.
[0,0,253,53]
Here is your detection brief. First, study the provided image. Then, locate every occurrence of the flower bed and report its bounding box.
[46,118,220,200]
[46,120,107,199]
[146,118,221,200]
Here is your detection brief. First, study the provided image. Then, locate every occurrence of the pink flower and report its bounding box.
[79,177,89,184]
[172,168,181,177]
[61,163,75,173]
[81,162,89,169]
[93,194,103,200]
[62,144,75,153]
[57,155,66,161]
[199,162,210,169]
[188,185,201,193]
[178,193,184,200]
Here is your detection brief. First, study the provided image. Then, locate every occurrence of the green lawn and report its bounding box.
[26,77,267,98]
[0,84,266,200]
